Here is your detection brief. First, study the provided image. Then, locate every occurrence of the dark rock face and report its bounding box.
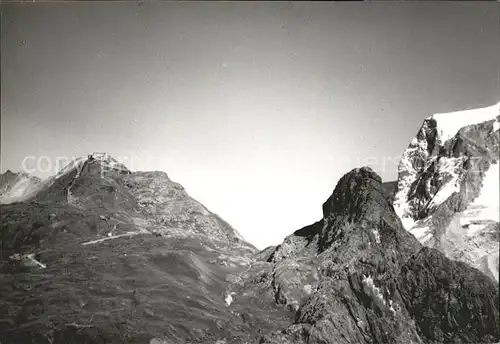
[248,167,499,344]
[254,168,421,343]
[398,247,499,344]
[318,167,419,255]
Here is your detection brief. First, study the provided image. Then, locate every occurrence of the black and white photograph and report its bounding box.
[0,1,499,343]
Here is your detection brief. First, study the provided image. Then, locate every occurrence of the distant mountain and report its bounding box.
[393,102,500,281]
[0,170,43,204]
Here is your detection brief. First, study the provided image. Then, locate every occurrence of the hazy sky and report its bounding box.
[2,2,499,249]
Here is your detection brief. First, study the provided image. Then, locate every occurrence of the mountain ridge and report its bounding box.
[1,102,499,343]
[1,159,498,343]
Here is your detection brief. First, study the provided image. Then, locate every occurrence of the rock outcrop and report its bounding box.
[229,167,499,344]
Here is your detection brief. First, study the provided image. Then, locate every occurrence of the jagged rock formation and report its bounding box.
[228,167,498,344]
[393,102,500,281]
[0,170,43,204]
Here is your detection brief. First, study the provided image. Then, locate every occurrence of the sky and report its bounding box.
[1,2,499,249]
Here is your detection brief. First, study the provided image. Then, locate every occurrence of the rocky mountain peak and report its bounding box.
[393,102,500,281]
[254,164,498,344]
[0,170,43,205]
[321,166,382,219]
[319,167,414,254]
[2,152,254,257]
[0,155,257,344]
[268,167,420,266]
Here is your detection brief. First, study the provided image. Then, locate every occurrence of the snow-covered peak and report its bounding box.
[430,101,499,144]
[395,101,500,227]
[394,101,500,281]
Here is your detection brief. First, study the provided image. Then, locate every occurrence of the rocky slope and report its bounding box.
[0,170,43,205]
[0,153,259,344]
[393,102,500,281]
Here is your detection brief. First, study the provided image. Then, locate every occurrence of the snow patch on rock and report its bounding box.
[303,284,312,296]
[394,137,434,230]
[225,292,236,306]
[426,157,465,210]
[388,299,398,315]
[361,275,386,307]
[409,225,433,244]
